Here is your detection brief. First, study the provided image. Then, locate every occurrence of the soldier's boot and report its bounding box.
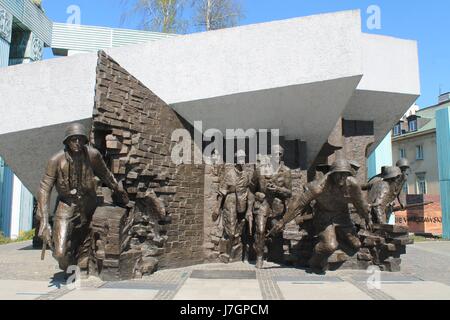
[345,233,361,251]
[308,253,328,273]
[256,255,264,269]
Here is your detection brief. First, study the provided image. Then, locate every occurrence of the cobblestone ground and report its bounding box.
[0,240,449,300]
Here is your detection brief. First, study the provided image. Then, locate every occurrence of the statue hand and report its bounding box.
[112,185,129,206]
[212,211,219,222]
[38,222,52,244]
[212,204,220,222]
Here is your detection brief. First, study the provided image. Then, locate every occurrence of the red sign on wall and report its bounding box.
[395,194,442,235]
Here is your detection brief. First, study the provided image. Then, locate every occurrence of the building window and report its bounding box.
[400,148,406,159]
[416,145,424,160]
[403,183,409,194]
[416,173,427,195]
[393,123,401,136]
[408,118,417,132]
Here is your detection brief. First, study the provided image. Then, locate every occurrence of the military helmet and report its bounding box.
[329,158,354,175]
[383,166,402,180]
[396,158,410,170]
[63,123,88,144]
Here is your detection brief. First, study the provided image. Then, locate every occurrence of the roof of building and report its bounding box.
[392,100,450,140]
[51,23,176,56]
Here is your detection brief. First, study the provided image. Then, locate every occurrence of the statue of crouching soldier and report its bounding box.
[37,123,128,272]
[270,158,372,272]
[212,150,255,263]
[368,166,404,224]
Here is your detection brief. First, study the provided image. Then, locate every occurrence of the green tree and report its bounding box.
[121,0,187,33]
[192,0,244,31]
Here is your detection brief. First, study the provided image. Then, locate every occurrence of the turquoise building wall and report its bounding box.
[0,1,39,237]
[0,159,13,236]
[368,132,395,224]
[436,107,450,239]
[368,132,393,179]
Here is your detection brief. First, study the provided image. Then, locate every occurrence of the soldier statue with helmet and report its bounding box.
[269,157,372,272]
[368,166,404,224]
[37,123,128,272]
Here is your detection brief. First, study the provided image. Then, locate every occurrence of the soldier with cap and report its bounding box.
[37,123,128,271]
[368,166,404,224]
[269,157,372,271]
[212,150,255,262]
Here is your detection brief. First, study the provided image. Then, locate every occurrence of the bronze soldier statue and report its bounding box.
[368,166,403,224]
[252,192,272,268]
[270,158,372,271]
[394,158,410,207]
[255,145,292,266]
[212,150,255,263]
[37,123,128,271]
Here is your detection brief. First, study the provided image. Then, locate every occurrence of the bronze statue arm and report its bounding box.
[92,149,119,191]
[37,157,58,241]
[37,157,57,226]
[348,178,372,228]
[212,192,225,222]
[397,194,405,209]
[272,170,293,198]
[246,189,255,221]
[274,186,292,198]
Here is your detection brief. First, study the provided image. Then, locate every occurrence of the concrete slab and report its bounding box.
[173,279,262,300]
[190,270,256,279]
[380,282,450,300]
[101,281,178,291]
[57,287,159,300]
[0,280,56,300]
[276,281,373,300]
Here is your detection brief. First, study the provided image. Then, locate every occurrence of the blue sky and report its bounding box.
[41,0,450,108]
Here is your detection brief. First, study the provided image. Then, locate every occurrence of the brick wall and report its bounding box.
[92,51,205,269]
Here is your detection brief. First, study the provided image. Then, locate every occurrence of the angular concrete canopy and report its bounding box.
[345,34,420,154]
[0,53,97,194]
[0,9,420,195]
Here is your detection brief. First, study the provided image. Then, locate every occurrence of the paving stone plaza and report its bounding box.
[1,240,449,300]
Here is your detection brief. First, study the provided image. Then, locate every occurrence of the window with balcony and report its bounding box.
[416,173,427,195]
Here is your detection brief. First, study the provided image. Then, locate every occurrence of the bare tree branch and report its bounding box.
[121,0,188,33]
[192,0,244,31]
